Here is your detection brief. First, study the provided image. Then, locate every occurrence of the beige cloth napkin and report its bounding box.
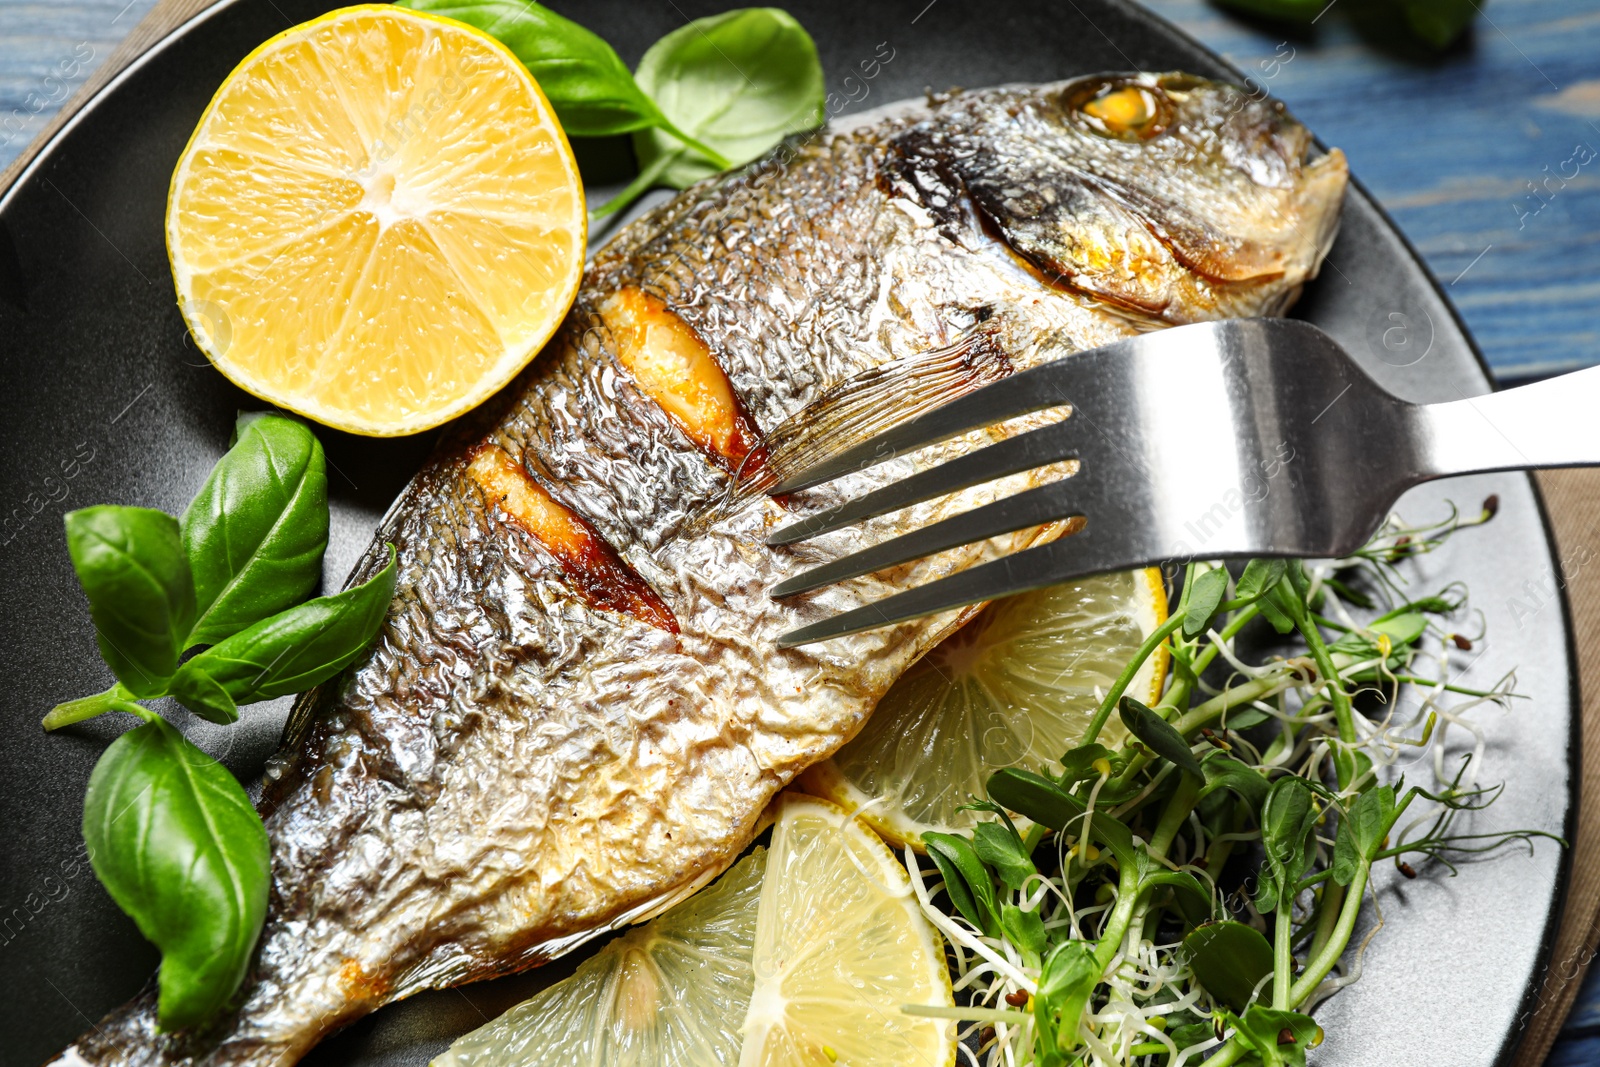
[4,3,1597,1062]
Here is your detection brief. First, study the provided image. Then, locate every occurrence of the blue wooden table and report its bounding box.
[2,0,1598,1059]
[1146,0,1600,386]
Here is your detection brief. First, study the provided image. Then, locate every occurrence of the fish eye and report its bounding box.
[1072,81,1172,141]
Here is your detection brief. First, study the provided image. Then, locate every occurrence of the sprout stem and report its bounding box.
[901,1004,1030,1024]
[1172,672,1294,736]
[1273,906,1293,1009]
[1290,862,1372,1005]
[1084,613,1186,744]
[1149,772,1199,859]
[1309,882,1346,964]
[1295,607,1357,747]
[1189,603,1261,677]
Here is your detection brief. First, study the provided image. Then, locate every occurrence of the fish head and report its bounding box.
[892,72,1350,320]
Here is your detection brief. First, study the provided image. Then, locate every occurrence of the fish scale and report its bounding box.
[56,73,1345,1065]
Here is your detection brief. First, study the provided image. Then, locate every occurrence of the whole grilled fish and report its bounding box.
[57,72,1346,1065]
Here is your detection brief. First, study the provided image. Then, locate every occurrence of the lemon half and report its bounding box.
[167,5,585,436]
[802,569,1168,847]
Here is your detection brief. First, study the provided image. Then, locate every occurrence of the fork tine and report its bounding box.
[776,533,1131,647]
[767,336,1138,495]
[768,475,1087,598]
[765,415,1079,547]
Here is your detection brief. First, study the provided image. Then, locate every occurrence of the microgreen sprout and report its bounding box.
[901,502,1562,1065]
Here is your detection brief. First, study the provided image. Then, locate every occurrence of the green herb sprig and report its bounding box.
[396,1,826,221]
[901,502,1561,1066]
[49,412,395,1031]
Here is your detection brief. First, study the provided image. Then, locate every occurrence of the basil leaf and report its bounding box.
[170,668,240,726]
[170,546,396,721]
[632,8,825,189]
[1119,697,1203,777]
[65,506,195,698]
[82,717,269,1030]
[972,822,1036,893]
[1182,567,1228,638]
[396,0,666,135]
[183,413,328,647]
[923,831,1000,938]
[1184,921,1274,1013]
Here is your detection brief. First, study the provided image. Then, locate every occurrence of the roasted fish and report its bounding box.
[57,73,1346,1065]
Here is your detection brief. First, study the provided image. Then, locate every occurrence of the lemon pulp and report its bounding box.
[167,4,586,436]
[802,568,1167,846]
[738,794,955,1067]
[436,849,766,1067]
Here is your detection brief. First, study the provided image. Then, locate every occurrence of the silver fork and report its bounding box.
[767,318,1600,647]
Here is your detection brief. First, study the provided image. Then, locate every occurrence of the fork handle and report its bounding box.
[1418,363,1600,477]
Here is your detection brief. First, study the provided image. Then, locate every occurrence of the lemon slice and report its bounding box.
[435,848,768,1067]
[802,569,1168,847]
[433,795,952,1066]
[739,793,954,1067]
[167,4,586,436]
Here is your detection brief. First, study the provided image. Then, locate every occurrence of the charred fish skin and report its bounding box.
[56,74,1345,1066]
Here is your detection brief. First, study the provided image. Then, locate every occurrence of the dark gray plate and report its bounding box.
[0,1,1574,1065]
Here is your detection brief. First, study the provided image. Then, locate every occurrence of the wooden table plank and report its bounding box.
[0,0,160,161]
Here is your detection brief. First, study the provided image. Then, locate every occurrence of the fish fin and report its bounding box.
[697,319,1013,525]
[277,688,328,781]
[273,502,411,773]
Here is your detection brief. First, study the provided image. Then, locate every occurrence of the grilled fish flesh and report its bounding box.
[56,72,1347,1065]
